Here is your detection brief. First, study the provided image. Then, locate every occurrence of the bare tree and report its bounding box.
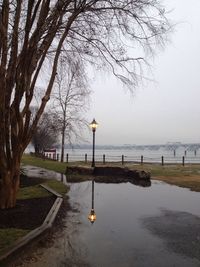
[0,0,170,208]
[53,57,90,162]
[32,112,58,154]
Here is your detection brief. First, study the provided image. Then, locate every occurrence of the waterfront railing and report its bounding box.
[43,152,200,166]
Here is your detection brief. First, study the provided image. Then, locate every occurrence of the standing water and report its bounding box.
[13,179,200,267]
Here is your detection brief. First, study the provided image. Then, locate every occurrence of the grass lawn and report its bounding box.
[0,229,29,255]
[126,163,200,192]
[17,179,69,200]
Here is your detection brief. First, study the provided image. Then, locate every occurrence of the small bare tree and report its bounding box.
[0,0,170,208]
[53,57,90,162]
[32,112,58,154]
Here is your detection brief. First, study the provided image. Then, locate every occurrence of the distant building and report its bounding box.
[44,149,56,160]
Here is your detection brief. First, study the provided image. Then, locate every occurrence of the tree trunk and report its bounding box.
[61,127,65,162]
[0,169,20,209]
[34,144,38,154]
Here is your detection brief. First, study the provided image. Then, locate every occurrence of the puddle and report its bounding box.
[11,178,200,267]
[21,165,64,181]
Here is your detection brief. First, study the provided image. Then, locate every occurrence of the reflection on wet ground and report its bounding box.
[22,165,67,184]
[11,173,200,267]
[142,209,200,262]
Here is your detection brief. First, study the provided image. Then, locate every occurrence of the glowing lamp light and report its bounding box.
[90,119,98,132]
[88,209,96,224]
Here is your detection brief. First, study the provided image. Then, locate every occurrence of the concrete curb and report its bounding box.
[0,185,63,263]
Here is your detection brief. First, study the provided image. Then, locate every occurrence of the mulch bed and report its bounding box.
[0,175,56,230]
[0,196,55,230]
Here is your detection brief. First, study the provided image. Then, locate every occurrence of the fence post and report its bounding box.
[103,154,105,164]
[141,155,143,165]
[182,156,185,166]
[85,153,87,163]
[161,156,164,166]
[195,150,197,156]
[122,155,124,165]
[57,153,59,161]
[174,150,176,157]
[66,153,69,163]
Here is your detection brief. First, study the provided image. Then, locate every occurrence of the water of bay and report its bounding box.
[61,147,200,163]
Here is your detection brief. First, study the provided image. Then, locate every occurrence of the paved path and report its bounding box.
[22,165,64,181]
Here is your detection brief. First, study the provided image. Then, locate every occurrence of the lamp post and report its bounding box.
[88,179,96,224]
[90,119,98,167]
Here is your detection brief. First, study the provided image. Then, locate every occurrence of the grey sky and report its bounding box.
[86,0,200,145]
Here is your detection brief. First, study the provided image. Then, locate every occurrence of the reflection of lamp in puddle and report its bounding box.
[88,209,96,224]
[88,179,96,224]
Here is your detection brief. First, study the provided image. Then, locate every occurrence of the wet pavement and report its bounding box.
[142,209,200,263]
[21,165,66,183]
[10,169,200,267]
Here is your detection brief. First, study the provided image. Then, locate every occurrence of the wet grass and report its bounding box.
[0,229,29,255]
[17,184,51,199]
[126,163,200,192]
[44,179,69,195]
[128,163,200,177]
[18,179,69,200]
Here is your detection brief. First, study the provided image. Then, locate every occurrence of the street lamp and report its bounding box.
[90,119,98,167]
[88,179,96,224]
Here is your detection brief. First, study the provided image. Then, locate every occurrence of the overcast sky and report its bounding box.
[85,0,200,146]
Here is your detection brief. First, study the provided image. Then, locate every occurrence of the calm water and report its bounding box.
[61,148,200,163]
[15,179,200,267]
[26,146,200,163]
